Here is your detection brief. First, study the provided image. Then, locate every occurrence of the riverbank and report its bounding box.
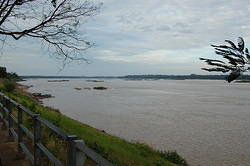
[0,79,188,166]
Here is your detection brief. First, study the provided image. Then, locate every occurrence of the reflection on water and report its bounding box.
[21,79,250,166]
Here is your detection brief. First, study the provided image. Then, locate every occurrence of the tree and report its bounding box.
[0,0,102,62]
[200,37,250,82]
[0,66,6,77]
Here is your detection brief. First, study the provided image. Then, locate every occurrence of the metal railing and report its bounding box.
[0,92,112,166]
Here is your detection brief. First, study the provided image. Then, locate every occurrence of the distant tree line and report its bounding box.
[20,74,250,80]
[122,74,250,80]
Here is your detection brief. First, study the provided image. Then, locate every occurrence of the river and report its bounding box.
[20,79,250,166]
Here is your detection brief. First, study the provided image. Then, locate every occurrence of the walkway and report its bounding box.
[0,123,30,166]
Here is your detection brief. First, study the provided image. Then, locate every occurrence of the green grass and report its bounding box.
[0,80,187,166]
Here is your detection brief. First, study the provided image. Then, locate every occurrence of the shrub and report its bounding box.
[7,72,22,81]
[160,151,189,166]
[1,80,16,92]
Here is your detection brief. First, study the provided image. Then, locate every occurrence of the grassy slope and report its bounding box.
[1,81,177,166]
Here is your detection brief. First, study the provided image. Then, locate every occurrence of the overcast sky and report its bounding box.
[1,0,250,76]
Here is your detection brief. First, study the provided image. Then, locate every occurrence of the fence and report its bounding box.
[0,92,112,166]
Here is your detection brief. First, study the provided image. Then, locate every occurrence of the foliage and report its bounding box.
[0,66,22,81]
[0,0,102,62]
[160,151,189,166]
[7,72,22,81]
[200,37,250,82]
[0,67,7,78]
[0,79,16,92]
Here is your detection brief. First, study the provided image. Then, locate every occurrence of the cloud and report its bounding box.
[88,0,250,50]
[157,25,171,31]
[96,49,197,64]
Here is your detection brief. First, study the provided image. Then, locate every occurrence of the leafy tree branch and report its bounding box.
[200,37,250,82]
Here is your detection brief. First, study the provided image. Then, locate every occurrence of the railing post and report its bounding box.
[67,135,77,166]
[0,94,3,122]
[1,97,6,129]
[34,114,41,166]
[17,105,23,153]
[7,99,13,139]
[74,140,86,166]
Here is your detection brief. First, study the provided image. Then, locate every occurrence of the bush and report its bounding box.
[1,80,16,92]
[160,151,189,166]
[7,72,22,81]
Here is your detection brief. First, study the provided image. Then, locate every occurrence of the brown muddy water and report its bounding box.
[21,79,250,166]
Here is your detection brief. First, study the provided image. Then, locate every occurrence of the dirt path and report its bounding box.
[0,123,30,166]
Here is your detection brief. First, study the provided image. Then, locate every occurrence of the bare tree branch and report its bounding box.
[0,0,102,62]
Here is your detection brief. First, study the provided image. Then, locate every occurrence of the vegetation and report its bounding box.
[160,151,189,166]
[122,74,228,80]
[200,37,250,82]
[93,87,108,90]
[0,79,189,166]
[0,79,16,92]
[0,66,22,81]
[6,72,22,81]
[0,67,7,77]
[21,74,250,81]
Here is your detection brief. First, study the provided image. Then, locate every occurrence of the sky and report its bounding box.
[1,0,250,76]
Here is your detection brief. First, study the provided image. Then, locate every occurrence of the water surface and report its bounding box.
[21,79,250,166]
